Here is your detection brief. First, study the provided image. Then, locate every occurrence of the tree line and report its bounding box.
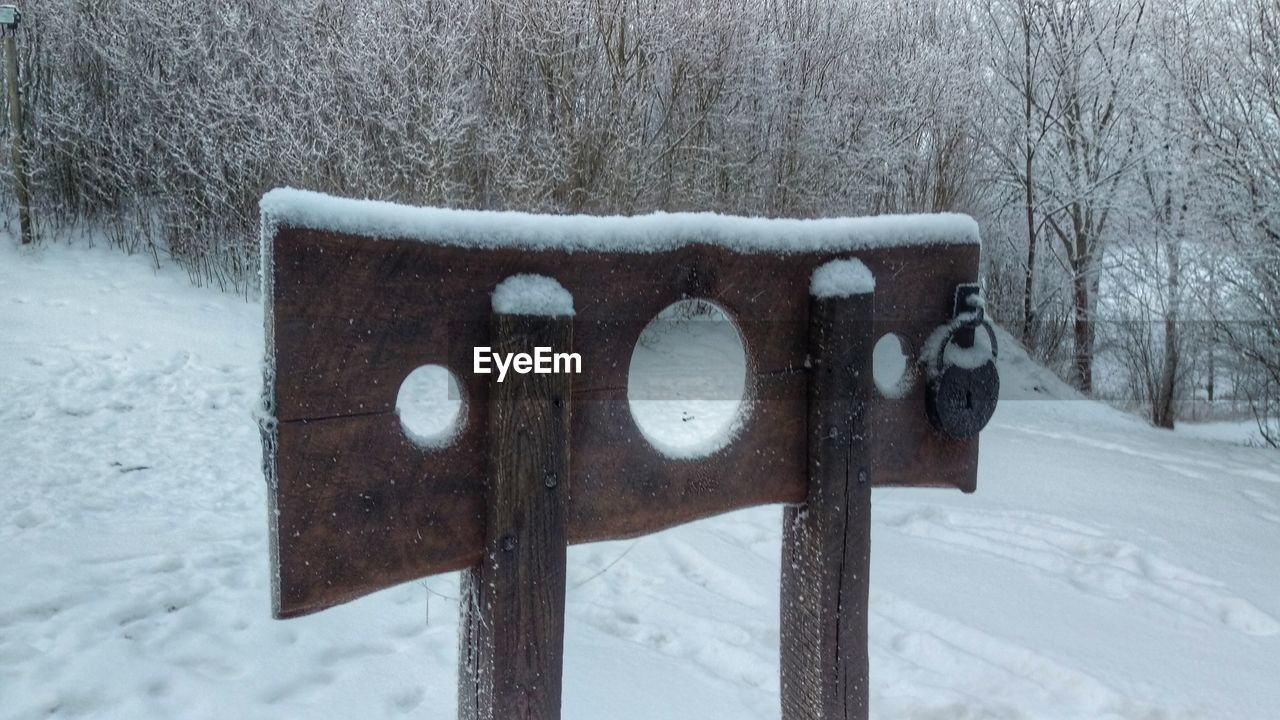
[4,0,1278,442]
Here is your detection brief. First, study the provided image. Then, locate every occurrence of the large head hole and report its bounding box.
[627,299,750,459]
[396,364,466,449]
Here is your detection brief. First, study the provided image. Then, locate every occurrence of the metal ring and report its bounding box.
[933,318,999,372]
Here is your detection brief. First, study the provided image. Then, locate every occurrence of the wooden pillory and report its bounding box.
[258,189,999,720]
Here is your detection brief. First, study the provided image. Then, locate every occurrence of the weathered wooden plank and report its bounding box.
[266,227,978,616]
[459,312,571,720]
[268,413,483,618]
[780,289,874,720]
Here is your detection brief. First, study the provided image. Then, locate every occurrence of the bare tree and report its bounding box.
[1173,0,1280,443]
[978,0,1064,351]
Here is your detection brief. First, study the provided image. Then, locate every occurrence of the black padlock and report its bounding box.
[925,285,1000,440]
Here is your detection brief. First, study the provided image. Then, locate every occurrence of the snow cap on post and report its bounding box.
[491,274,575,317]
[810,258,875,298]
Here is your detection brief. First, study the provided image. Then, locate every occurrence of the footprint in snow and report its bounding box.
[260,670,336,704]
[389,686,425,713]
[885,504,1280,637]
[1240,488,1278,510]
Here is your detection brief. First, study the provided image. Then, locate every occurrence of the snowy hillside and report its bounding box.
[2,241,1278,719]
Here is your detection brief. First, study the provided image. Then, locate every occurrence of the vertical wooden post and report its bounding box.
[3,25,32,246]
[780,286,874,720]
[460,312,571,720]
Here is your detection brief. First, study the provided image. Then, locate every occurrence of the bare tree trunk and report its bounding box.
[1022,179,1037,348]
[1206,345,1215,404]
[1206,261,1216,406]
[1072,268,1093,393]
[1153,220,1183,429]
[1153,312,1179,427]
[1020,5,1038,350]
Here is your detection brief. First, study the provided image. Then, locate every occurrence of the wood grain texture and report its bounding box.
[460,314,570,720]
[780,292,874,720]
[266,226,980,616]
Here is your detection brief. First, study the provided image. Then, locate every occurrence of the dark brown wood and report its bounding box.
[266,226,979,616]
[459,312,571,720]
[780,290,874,720]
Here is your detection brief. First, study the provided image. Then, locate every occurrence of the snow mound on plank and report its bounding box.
[260,188,980,253]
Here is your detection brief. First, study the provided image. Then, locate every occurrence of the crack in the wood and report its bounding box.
[278,408,391,424]
[837,389,855,720]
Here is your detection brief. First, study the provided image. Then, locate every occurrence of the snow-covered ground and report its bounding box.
[3,240,1278,719]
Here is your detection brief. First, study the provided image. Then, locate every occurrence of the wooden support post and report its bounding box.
[3,27,32,246]
[460,312,572,720]
[781,287,874,720]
